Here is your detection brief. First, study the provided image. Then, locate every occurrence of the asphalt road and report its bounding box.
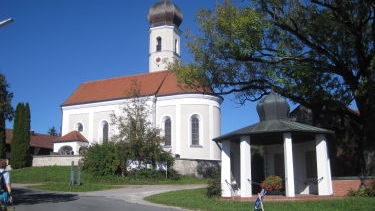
[12,187,181,211]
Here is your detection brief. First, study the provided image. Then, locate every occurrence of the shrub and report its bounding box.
[261,175,284,192]
[348,181,375,197]
[197,161,220,178]
[165,168,181,180]
[348,188,371,197]
[206,177,221,198]
[159,151,175,169]
[206,166,221,197]
[125,168,180,180]
[82,142,123,176]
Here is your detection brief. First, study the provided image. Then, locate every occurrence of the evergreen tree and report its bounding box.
[0,74,13,158]
[23,103,31,166]
[10,103,23,168]
[10,103,30,169]
[47,126,59,136]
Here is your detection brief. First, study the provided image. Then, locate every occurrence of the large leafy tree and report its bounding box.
[174,0,375,175]
[110,87,173,171]
[0,74,13,158]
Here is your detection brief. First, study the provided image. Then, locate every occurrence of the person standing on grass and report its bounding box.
[0,159,12,206]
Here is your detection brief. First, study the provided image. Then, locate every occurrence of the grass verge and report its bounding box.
[26,183,120,192]
[145,188,375,211]
[12,166,207,192]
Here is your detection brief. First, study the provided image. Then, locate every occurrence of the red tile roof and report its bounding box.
[5,129,56,149]
[62,70,212,106]
[54,131,88,143]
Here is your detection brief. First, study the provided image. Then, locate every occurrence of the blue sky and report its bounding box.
[0,0,268,135]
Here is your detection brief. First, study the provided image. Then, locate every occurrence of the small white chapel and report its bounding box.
[53,0,222,164]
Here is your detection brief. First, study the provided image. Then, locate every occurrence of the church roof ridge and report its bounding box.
[81,70,170,85]
[61,70,213,107]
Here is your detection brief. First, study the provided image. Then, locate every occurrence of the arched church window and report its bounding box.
[191,115,200,146]
[156,37,162,52]
[164,117,171,146]
[76,122,83,132]
[102,121,109,143]
[174,39,178,54]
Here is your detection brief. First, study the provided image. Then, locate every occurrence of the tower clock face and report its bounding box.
[156,57,161,63]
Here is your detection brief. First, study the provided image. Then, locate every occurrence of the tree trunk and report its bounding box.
[0,116,6,159]
[356,91,375,178]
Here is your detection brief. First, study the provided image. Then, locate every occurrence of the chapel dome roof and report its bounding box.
[256,92,290,121]
[148,0,183,27]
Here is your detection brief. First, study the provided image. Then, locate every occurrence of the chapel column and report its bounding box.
[240,136,252,197]
[283,132,295,197]
[221,140,232,197]
[316,134,333,195]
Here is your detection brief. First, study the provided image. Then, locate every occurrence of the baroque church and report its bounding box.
[53,0,222,163]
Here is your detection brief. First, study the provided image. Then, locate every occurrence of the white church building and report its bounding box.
[53,0,222,163]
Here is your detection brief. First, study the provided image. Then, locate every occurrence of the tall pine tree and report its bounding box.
[10,103,23,168]
[23,103,31,166]
[10,103,30,169]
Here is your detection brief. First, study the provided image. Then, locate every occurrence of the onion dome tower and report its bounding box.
[148,0,183,73]
[256,92,290,121]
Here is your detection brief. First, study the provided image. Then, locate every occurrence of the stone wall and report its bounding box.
[32,155,83,167]
[173,158,220,177]
[332,177,375,196]
[31,155,219,177]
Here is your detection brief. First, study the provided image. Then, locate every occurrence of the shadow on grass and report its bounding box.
[13,187,79,205]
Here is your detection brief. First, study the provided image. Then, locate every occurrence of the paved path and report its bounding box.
[12,184,205,211]
[81,184,206,209]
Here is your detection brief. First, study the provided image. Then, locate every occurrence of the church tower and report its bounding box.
[148,0,183,73]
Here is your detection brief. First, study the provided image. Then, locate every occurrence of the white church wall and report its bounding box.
[156,105,177,154]
[212,106,221,159]
[180,104,209,159]
[93,110,114,144]
[62,98,127,143]
[68,113,89,138]
[62,94,221,161]
[156,94,222,160]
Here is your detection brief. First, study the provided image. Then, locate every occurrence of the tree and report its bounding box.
[10,103,31,169]
[83,85,174,176]
[47,126,59,136]
[0,74,13,158]
[110,86,173,173]
[173,0,375,175]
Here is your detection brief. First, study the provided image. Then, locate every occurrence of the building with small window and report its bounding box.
[56,0,222,167]
[5,129,56,156]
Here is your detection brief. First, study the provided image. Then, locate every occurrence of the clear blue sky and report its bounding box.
[0,0,269,135]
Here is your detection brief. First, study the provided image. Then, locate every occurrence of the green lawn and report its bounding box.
[145,188,375,211]
[11,166,207,192]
